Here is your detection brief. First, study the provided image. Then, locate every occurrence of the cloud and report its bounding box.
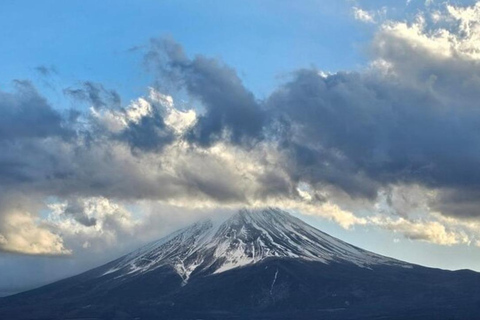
[265,3,480,219]
[353,7,376,23]
[63,198,98,227]
[64,81,121,109]
[117,106,174,152]
[0,212,71,255]
[5,2,480,256]
[0,194,70,255]
[34,65,57,77]
[370,215,469,246]
[0,80,71,141]
[47,197,139,252]
[431,188,480,218]
[146,38,267,147]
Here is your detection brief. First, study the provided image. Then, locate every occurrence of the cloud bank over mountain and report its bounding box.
[2,2,480,257]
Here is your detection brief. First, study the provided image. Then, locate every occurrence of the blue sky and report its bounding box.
[2,0,480,295]
[0,0,370,99]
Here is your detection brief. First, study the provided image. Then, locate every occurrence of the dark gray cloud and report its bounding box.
[268,68,480,208]
[34,65,57,77]
[146,38,267,147]
[117,108,174,152]
[0,80,71,141]
[431,189,480,219]
[64,199,97,227]
[132,36,480,218]
[64,81,121,109]
[6,38,480,220]
[4,41,480,223]
[4,26,480,259]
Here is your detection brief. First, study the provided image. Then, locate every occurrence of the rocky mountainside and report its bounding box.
[1,208,480,320]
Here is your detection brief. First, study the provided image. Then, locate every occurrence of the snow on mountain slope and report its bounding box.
[104,208,410,282]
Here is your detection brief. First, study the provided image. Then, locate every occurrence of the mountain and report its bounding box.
[1,208,480,319]
[104,208,409,281]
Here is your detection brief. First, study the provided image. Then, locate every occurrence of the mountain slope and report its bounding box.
[105,208,409,282]
[1,208,480,320]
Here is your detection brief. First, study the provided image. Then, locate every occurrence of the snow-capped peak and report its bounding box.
[104,208,410,282]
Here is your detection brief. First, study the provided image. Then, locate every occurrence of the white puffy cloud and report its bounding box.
[0,213,70,255]
[369,185,480,246]
[353,7,376,23]
[46,197,139,253]
[369,215,469,246]
[149,88,196,134]
[0,196,70,255]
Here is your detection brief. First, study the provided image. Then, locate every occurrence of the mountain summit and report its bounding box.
[1,208,480,319]
[107,208,408,282]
